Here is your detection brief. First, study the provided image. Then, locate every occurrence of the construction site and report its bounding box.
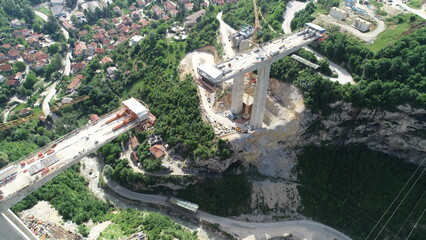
[0,97,155,213]
[189,22,325,138]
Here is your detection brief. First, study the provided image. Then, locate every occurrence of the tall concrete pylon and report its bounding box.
[231,75,245,114]
[250,63,271,128]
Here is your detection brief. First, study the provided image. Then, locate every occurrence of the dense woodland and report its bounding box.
[270,26,426,113]
[297,145,426,240]
[222,0,286,42]
[12,165,198,238]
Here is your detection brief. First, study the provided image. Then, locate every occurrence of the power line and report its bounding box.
[373,166,426,240]
[364,158,425,240]
[394,189,426,239]
[405,206,426,240]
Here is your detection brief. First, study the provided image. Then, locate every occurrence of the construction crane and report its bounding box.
[0,95,89,132]
[252,0,262,45]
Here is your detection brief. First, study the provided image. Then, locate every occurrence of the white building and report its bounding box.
[130,35,144,46]
[353,17,371,32]
[330,7,347,20]
[197,65,223,84]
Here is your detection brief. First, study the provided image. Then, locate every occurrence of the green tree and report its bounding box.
[23,71,37,89]
[14,61,26,72]
[0,151,9,168]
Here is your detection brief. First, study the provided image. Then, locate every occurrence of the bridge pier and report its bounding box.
[231,75,245,114]
[250,63,271,128]
[0,209,38,240]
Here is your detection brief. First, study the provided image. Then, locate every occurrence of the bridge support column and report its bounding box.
[231,75,245,114]
[0,209,38,240]
[250,63,271,128]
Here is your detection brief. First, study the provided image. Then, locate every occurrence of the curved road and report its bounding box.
[217,12,237,58]
[35,10,71,117]
[106,178,351,240]
[282,1,354,85]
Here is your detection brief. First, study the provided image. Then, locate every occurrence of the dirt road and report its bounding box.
[217,12,237,58]
[282,1,308,34]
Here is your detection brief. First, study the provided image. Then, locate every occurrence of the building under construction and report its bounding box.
[229,25,255,52]
[106,97,155,131]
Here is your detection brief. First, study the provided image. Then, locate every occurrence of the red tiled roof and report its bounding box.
[90,114,100,122]
[130,136,140,149]
[67,75,84,91]
[149,144,166,159]
[7,48,19,57]
[101,56,113,64]
[0,64,12,71]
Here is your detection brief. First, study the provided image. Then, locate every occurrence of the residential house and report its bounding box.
[71,61,86,74]
[22,53,34,63]
[34,52,48,61]
[185,2,194,11]
[89,114,100,124]
[85,42,97,56]
[184,9,206,28]
[130,136,140,151]
[13,29,31,38]
[214,0,225,5]
[34,59,48,70]
[10,19,21,28]
[152,5,166,19]
[149,144,166,159]
[15,44,25,51]
[129,5,137,12]
[27,38,41,48]
[131,152,139,163]
[101,56,113,65]
[137,0,146,7]
[131,11,141,20]
[7,49,20,59]
[169,9,178,17]
[106,66,118,79]
[62,21,77,31]
[0,53,8,61]
[74,41,87,57]
[67,75,84,93]
[0,64,12,72]
[122,16,133,26]
[164,1,177,13]
[95,48,104,54]
[20,107,31,116]
[138,19,150,28]
[113,6,121,14]
[79,30,89,36]
[1,44,11,49]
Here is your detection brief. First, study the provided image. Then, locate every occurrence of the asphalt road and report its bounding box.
[282,1,354,85]
[105,178,351,240]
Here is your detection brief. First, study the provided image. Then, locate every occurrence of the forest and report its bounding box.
[11,165,198,238]
[222,0,286,42]
[269,26,426,113]
[297,145,426,239]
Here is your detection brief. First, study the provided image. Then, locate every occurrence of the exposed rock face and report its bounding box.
[299,103,426,165]
[228,102,426,172]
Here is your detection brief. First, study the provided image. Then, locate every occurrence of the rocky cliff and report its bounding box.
[228,102,426,175]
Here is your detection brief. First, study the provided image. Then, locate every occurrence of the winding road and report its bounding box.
[105,177,351,240]
[282,1,355,85]
[35,10,71,117]
[217,12,237,58]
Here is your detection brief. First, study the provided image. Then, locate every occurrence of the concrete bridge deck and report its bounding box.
[218,31,319,82]
[0,109,142,212]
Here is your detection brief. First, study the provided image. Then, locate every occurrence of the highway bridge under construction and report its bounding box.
[0,97,154,240]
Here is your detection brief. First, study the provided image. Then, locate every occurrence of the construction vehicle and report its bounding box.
[0,95,89,132]
[235,126,248,133]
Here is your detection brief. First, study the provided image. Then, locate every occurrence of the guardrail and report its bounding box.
[3,107,122,168]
